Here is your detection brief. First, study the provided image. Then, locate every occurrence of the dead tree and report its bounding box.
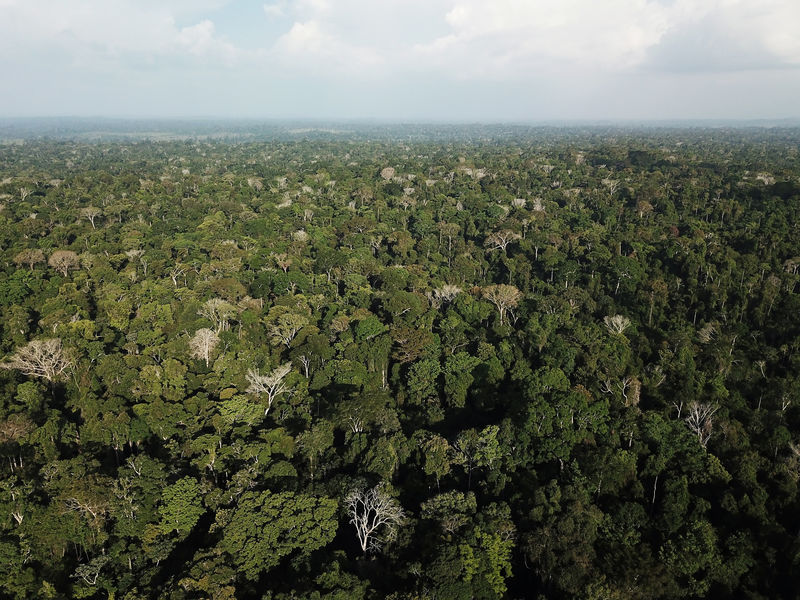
[345,483,405,554]
[188,328,220,367]
[1,338,72,382]
[48,250,80,277]
[604,314,632,336]
[246,363,292,416]
[482,284,522,326]
[684,401,718,448]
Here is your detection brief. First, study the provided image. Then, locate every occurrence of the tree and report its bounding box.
[268,311,308,347]
[604,314,632,336]
[13,248,45,270]
[188,328,220,367]
[444,352,481,408]
[48,250,80,277]
[392,327,433,363]
[484,229,521,254]
[246,363,293,416]
[684,402,718,448]
[1,338,72,382]
[296,419,334,482]
[482,284,521,325]
[218,490,337,580]
[427,284,462,309]
[345,483,405,554]
[79,206,102,229]
[158,477,204,536]
[421,434,452,490]
[452,425,503,490]
[198,298,238,333]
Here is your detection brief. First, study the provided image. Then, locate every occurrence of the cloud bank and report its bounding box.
[1,0,798,119]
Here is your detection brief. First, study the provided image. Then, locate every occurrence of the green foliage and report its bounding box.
[217,490,337,580]
[1,129,799,599]
[158,477,204,536]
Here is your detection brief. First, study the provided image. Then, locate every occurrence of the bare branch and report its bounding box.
[684,401,718,448]
[345,483,405,554]
[188,328,220,367]
[1,338,72,382]
[246,363,293,416]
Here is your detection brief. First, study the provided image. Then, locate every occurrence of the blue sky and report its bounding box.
[1,0,799,121]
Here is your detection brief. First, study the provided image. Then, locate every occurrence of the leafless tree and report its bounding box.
[273,252,292,272]
[1,338,72,382]
[604,314,632,336]
[48,250,80,277]
[169,264,187,287]
[295,354,312,378]
[787,443,800,482]
[72,555,110,587]
[13,248,45,270]
[246,363,292,416]
[620,376,640,407]
[188,328,220,367]
[482,284,522,325]
[684,401,718,448]
[0,415,35,472]
[602,178,620,196]
[369,235,383,256]
[246,177,263,192]
[79,206,102,229]
[18,187,32,202]
[426,284,462,309]
[198,298,238,333]
[437,222,461,256]
[345,483,405,554]
[484,229,521,254]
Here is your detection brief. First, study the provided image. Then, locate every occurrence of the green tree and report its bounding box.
[217,490,337,580]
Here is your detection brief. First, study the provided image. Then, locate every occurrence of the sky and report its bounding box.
[1,0,799,121]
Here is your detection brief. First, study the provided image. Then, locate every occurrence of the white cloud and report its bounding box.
[263,2,286,18]
[408,0,800,77]
[0,0,798,118]
[177,19,240,62]
[0,0,243,65]
[273,19,383,73]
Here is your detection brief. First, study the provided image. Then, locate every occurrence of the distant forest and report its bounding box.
[0,125,799,599]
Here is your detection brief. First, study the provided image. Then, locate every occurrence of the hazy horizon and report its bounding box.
[3,1,800,121]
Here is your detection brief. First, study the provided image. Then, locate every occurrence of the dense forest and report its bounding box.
[1,125,799,599]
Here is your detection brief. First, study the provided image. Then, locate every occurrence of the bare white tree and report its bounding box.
[484,230,521,254]
[482,284,522,326]
[602,178,620,196]
[169,264,187,287]
[1,338,72,382]
[685,401,718,448]
[604,314,632,336]
[246,363,292,416]
[345,483,405,554]
[198,298,238,333]
[295,354,312,378]
[188,328,220,367]
[426,284,462,309]
[79,206,102,229]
